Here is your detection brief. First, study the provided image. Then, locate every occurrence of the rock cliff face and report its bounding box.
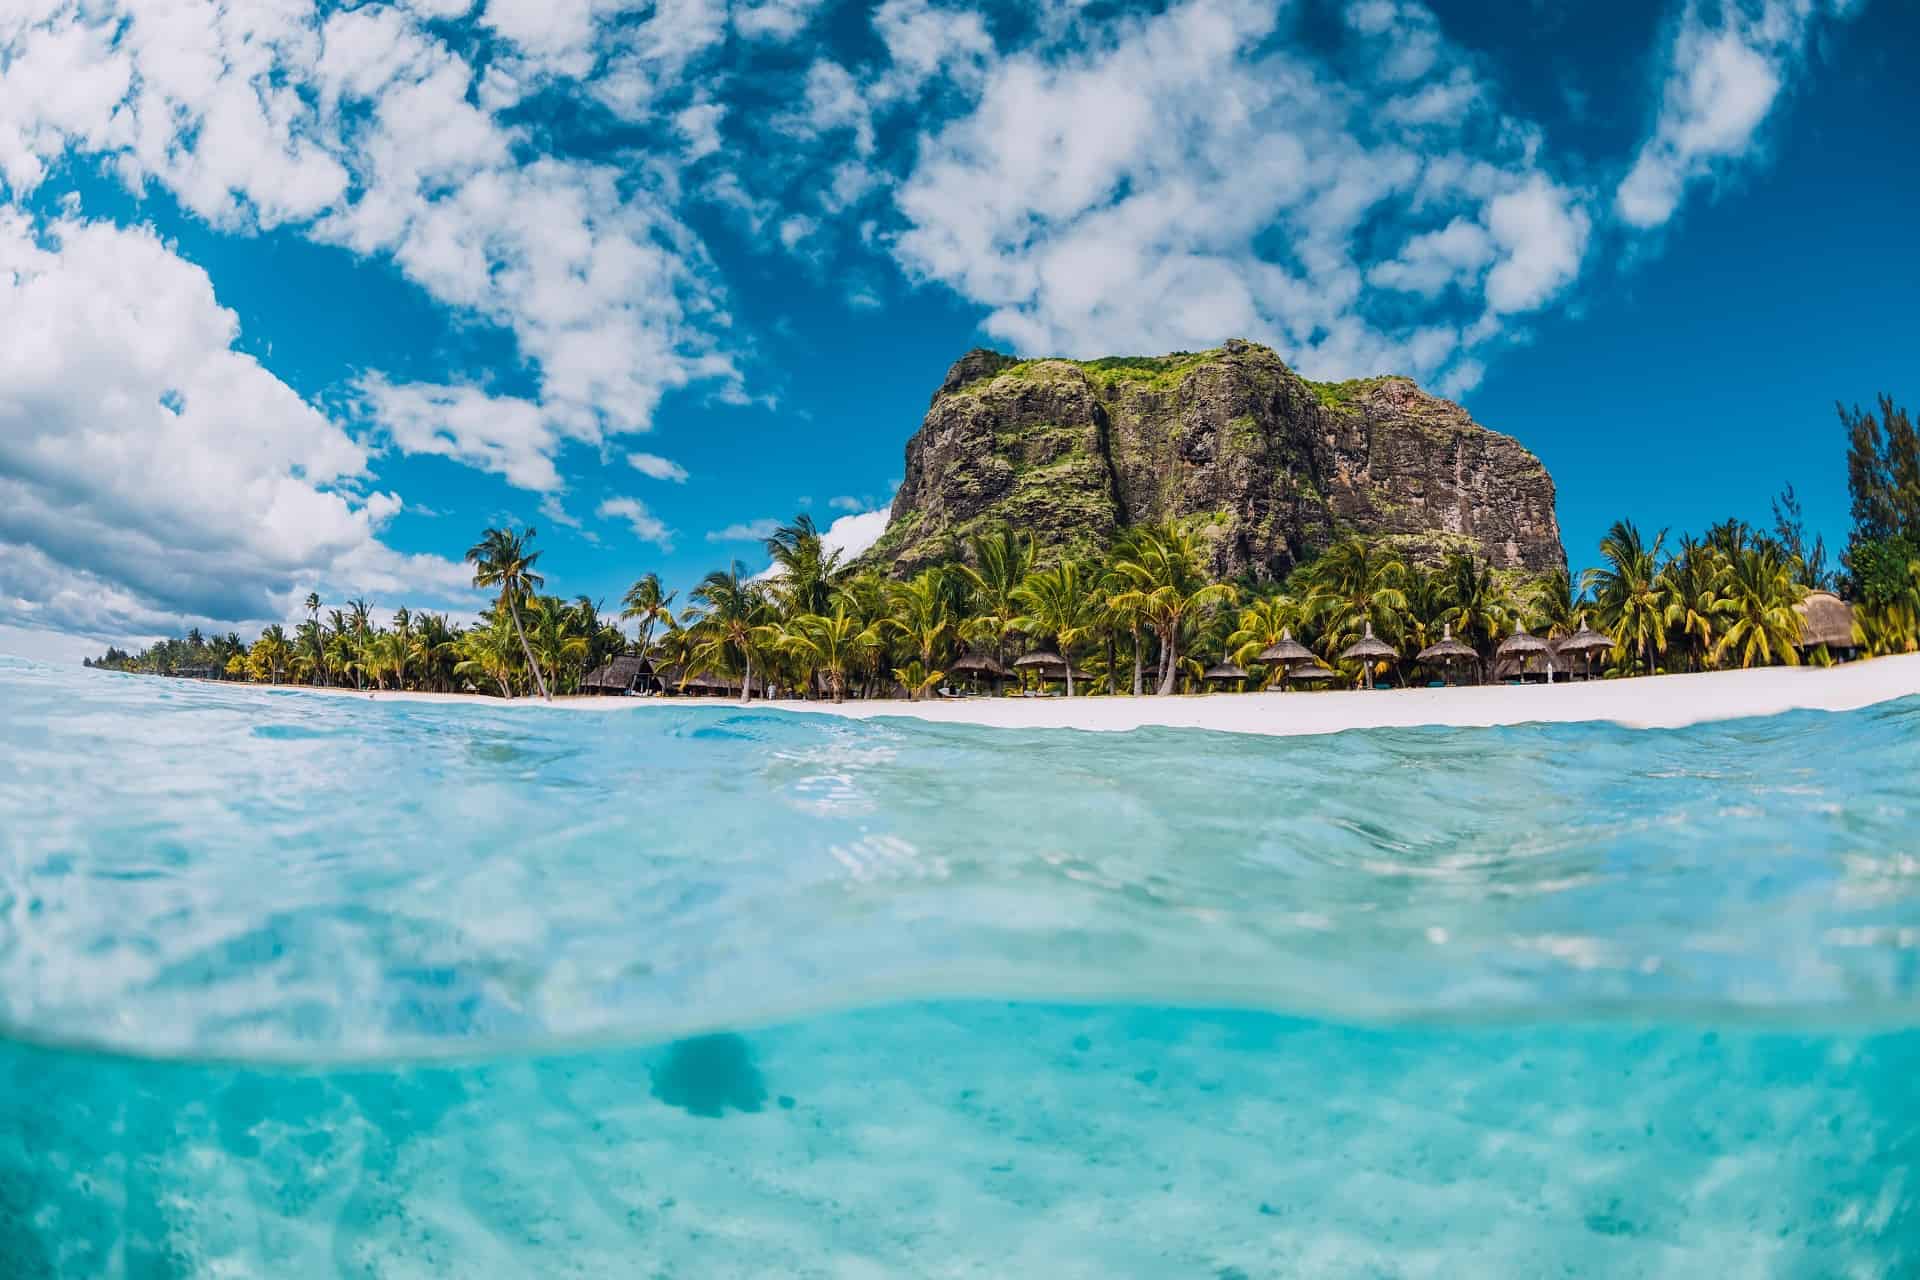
[863,340,1565,582]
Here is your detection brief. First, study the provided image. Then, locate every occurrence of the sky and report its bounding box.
[1,0,1914,662]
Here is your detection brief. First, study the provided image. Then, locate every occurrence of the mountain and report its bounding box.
[860,340,1566,582]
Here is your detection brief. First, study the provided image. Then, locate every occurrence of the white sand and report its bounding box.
[270,652,1920,738]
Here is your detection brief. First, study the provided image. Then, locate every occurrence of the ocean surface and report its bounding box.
[0,655,1915,1276]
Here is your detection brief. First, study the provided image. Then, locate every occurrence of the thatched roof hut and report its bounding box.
[1339,621,1398,663]
[1491,628,1558,682]
[1201,661,1249,684]
[1794,591,1859,651]
[1254,629,1314,666]
[1339,621,1398,689]
[581,654,654,695]
[1414,625,1476,665]
[656,664,760,697]
[1496,628,1549,658]
[949,653,1013,679]
[1414,624,1477,686]
[1012,650,1066,670]
[1555,618,1614,656]
[1289,662,1338,683]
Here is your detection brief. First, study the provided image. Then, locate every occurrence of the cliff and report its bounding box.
[862,340,1566,582]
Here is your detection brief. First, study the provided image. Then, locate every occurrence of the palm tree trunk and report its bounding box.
[1131,625,1143,696]
[507,595,551,700]
[740,643,752,704]
[1156,628,1178,696]
[1105,634,1117,695]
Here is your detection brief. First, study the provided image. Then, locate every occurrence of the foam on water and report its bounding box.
[1,656,1917,1274]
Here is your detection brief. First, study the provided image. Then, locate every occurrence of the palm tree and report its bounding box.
[960,526,1034,663]
[1012,560,1101,695]
[621,572,677,660]
[1712,544,1806,668]
[765,515,843,617]
[254,624,291,684]
[1665,536,1728,671]
[1109,521,1237,694]
[835,570,894,698]
[1303,537,1408,661]
[466,526,551,700]
[687,563,766,703]
[1526,566,1586,641]
[887,568,959,700]
[1226,594,1306,686]
[778,607,879,702]
[455,613,520,697]
[1100,530,1155,695]
[1586,520,1669,676]
[1433,551,1513,681]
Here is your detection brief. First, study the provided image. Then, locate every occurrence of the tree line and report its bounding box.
[89,397,1916,699]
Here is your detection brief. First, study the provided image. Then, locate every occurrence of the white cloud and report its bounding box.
[1616,0,1860,229]
[627,452,690,482]
[1,0,741,499]
[1484,176,1591,314]
[828,495,867,512]
[0,212,471,651]
[707,518,783,543]
[886,0,1586,384]
[735,0,827,41]
[820,507,890,562]
[360,380,568,493]
[597,497,675,549]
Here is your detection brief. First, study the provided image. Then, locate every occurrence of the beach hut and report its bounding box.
[1201,660,1250,690]
[1495,628,1553,683]
[1253,629,1316,691]
[948,652,1013,694]
[1414,625,1478,686]
[657,665,759,698]
[1013,649,1084,695]
[1288,661,1338,686]
[1794,591,1860,660]
[1339,622,1399,690]
[1554,616,1615,680]
[580,654,654,695]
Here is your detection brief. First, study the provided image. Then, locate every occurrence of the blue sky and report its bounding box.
[1,0,1913,661]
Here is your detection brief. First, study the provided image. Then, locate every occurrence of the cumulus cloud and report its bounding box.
[628,452,691,482]
[597,497,675,549]
[707,518,783,543]
[0,212,471,651]
[820,507,890,562]
[885,0,1588,384]
[0,0,740,494]
[1616,0,1862,229]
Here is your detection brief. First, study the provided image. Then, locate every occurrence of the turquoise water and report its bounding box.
[1,656,1915,1274]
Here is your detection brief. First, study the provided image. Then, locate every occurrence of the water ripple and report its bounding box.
[1,655,1917,1061]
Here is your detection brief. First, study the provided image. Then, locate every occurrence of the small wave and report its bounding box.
[0,660,1916,1064]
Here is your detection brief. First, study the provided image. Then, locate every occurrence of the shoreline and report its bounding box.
[225,653,1920,738]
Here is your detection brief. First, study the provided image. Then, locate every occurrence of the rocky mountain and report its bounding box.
[860,340,1566,582]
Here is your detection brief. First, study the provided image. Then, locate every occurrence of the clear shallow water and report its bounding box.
[1,656,1917,1274]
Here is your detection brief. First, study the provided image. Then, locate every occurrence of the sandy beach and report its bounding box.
[265,652,1920,738]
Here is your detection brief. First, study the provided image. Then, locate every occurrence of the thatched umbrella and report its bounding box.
[1289,661,1338,685]
[949,652,1013,694]
[1254,628,1316,692]
[1339,621,1399,690]
[1495,627,1552,683]
[1793,591,1859,657]
[1414,624,1478,686]
[1201,661,1249,689]
[1554,615,1614,680]
[1013,649,1078,695]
